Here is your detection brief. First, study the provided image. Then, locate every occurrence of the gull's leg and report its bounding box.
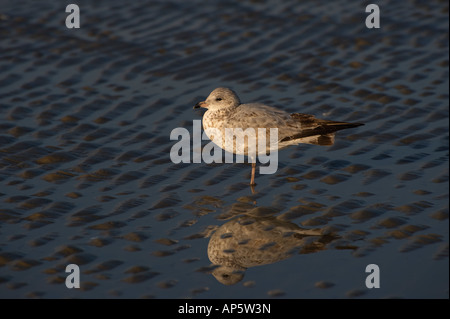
[250,184,256,195]
[250,162,256,186]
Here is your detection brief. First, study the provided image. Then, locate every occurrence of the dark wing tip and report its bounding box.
[280,119,364,143]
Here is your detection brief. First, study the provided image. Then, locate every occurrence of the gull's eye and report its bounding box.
[216,98,222,101]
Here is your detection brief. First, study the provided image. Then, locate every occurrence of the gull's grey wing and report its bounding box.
[228,105,363,141]
[227,103,292,128]
[280,113,364,144]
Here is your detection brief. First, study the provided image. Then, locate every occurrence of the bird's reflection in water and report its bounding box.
[207,212,338,285]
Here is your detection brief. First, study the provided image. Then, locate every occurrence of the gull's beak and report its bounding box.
[193,101,208,109]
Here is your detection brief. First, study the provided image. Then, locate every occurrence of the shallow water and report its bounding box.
[0,0,448,298]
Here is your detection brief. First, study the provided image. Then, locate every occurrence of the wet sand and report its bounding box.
[0,1,448,298]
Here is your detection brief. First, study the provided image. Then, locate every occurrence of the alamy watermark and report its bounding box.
[365,264,380,288]
[65,4,80,29]
[170,120,279,174]
[65,264,80,288]
[65,4,380,30]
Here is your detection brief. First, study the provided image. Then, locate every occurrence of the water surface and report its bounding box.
[0,0,448,298]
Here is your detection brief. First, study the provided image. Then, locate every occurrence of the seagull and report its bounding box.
[208,214,335,285]
[194,87,364,186]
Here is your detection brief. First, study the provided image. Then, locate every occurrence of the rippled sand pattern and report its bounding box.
[0,1,448,298]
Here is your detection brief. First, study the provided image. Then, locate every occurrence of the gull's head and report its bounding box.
[211,265,245,285]
[194,87,240,111]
